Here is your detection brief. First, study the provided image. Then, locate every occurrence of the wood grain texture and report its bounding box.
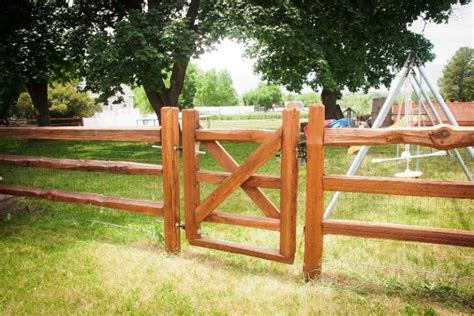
[303,105,325,280]
[196,129,274,143]
[323,175,474,199]
[0,154,163,176]
[196,170,281,188]
[202,140,280,218]
[324,125,474,150]
[182,109,202,240]
[194,128,282,223]
[189,238,292,263]
[161,107,180,253]
[323,219,474,247]
[279,108,299,261]
[205,211,280,231]
[0,126,161,142]
[0,184,163,216]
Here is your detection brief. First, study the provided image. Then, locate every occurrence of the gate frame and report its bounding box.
[182,108,300,263]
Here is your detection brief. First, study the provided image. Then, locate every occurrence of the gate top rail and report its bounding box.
[0,126,161,142]
[196,129,275,143]
[323,125,474,150]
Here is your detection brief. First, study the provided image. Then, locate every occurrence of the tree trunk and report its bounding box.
[143,86,176,124]
[27,79,50,126]
[144,63,188,124]
[0,88,21,126]
[321,87,343,120]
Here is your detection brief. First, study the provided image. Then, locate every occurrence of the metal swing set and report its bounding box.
[325,51,473,219]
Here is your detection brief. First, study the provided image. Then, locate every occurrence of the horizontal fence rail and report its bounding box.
[205,211,280,231]
[196,170,281,188]
[322,220,474,248]
[0,126,161,142]
[324,125,474,149]
[196,129,274,143]
[0,184,164,216]
[0,154,163,176]
[323,175,474,199]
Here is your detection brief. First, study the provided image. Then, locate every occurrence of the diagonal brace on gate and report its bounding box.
[202,140,280,219]
[195,128,283,223]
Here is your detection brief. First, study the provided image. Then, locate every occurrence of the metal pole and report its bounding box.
[412,73,452,157]
[416,58,474,159]
[324,59,413,219]
[410,82,435,126]
[413,73,472,180]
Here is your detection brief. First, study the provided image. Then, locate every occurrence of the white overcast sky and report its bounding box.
[193,2,473,96]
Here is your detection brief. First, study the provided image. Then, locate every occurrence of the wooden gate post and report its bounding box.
[182,109,201,240]
[161,107,181,253]
[280,108,300,261]
[304,105,325,280]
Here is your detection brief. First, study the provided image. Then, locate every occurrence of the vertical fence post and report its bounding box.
[304,105,325,280]
[182,109,201,240]
[280,108,300,261]
[161,107,180,253]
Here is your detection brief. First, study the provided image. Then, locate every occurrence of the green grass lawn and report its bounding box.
[0,128,472,314]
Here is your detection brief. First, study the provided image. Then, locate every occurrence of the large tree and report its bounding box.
[438,47,474,102]
[83,0,231,122]
[0,1,78,126]
[0,1,127,126]
[235,1,468,119]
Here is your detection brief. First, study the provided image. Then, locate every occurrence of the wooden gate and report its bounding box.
[182,108,300,263]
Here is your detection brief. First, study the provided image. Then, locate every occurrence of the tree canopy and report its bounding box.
[438,47,474,102]
[235,0,468,118]
[82,0,231,121]
[0,0,83,125]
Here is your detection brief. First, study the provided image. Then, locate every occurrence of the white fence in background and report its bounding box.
[83,108,158,128]
[195,106,254,116]
[82,106,256,127]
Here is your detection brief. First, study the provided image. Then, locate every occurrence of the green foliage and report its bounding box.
[193,69,239,106]
[438,47,474,102]
[0,1,80,90]
[134,64,235,111]
[235,1,464,95]
[13,83,100,118]
[243,83,282,110]
[83,1,232,113]
[179,63,199,109]
[133,86,153,114]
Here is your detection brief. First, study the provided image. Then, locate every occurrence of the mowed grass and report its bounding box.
[0,121,473,314]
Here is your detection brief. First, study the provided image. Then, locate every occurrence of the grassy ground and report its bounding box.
[0,121,472,314]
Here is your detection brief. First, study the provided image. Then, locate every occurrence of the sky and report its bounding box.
[193,3,473,96]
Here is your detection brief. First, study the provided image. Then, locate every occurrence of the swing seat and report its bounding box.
[394,170,422,178]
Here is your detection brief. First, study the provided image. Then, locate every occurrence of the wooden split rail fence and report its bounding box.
[303,105,474,280]
[0,106,473,280]
[0,107,180,253]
